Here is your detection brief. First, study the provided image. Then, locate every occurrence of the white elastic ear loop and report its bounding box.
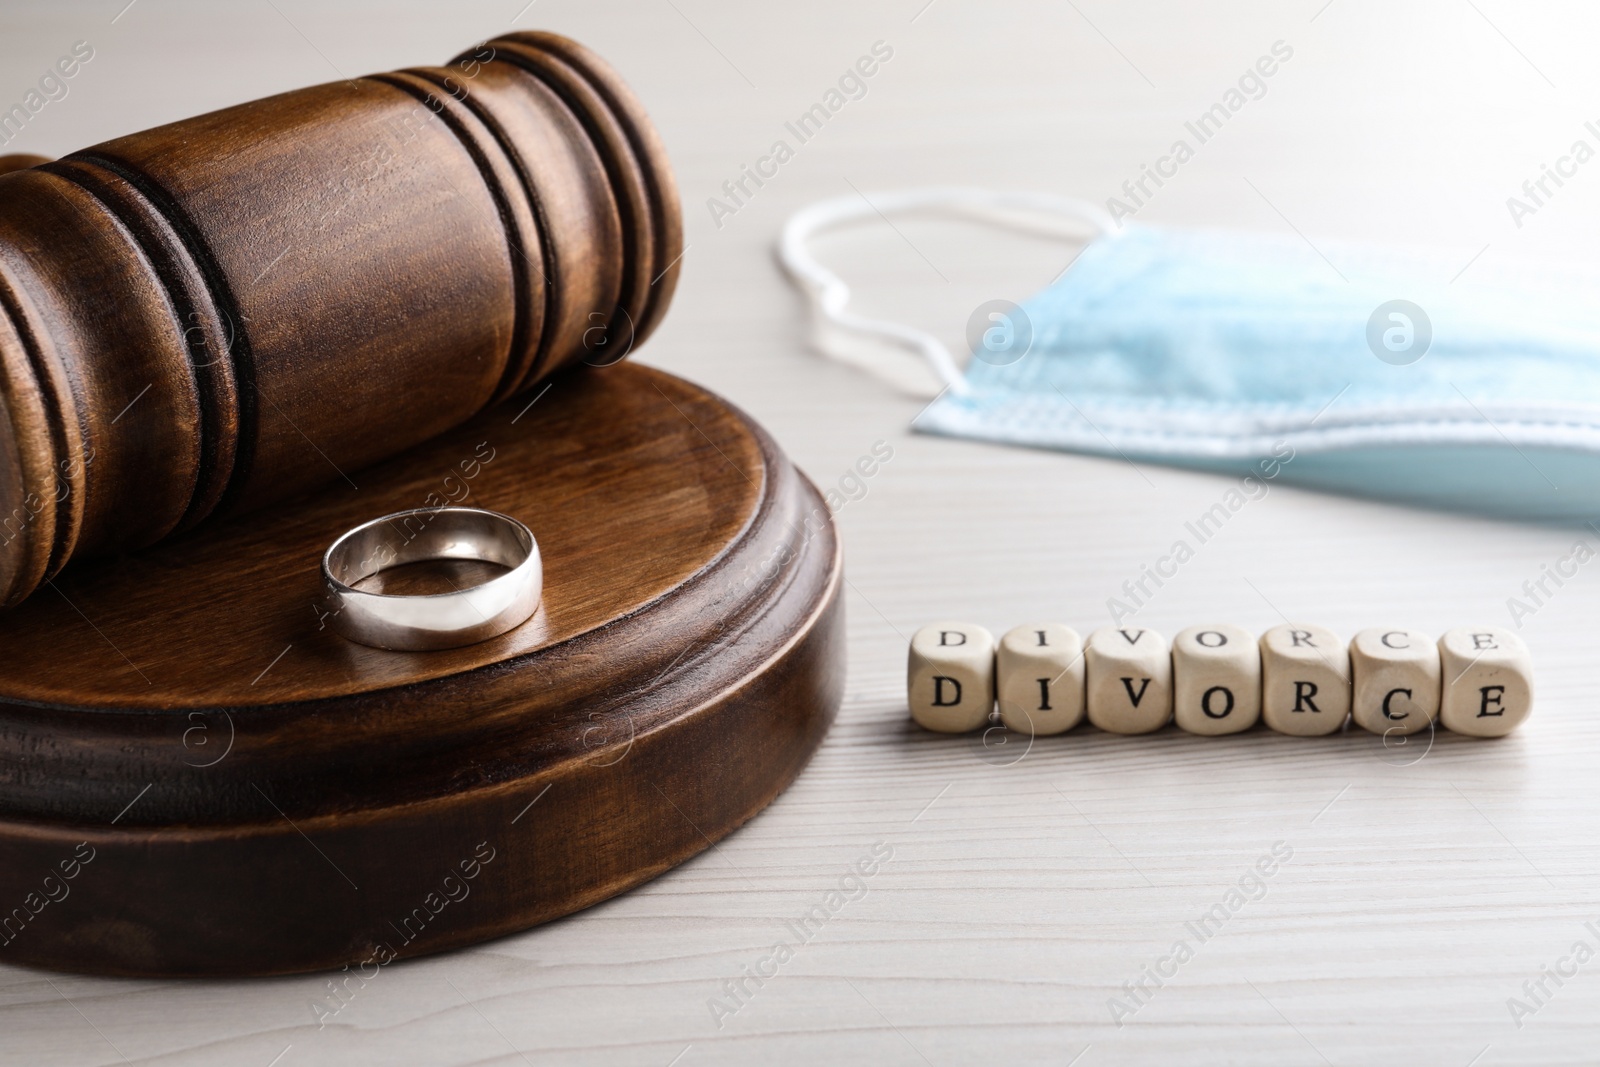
[778,188,1117,397]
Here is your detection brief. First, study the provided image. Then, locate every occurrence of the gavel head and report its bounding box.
[0,31,681,609]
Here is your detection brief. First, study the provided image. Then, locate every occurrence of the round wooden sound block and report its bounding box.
[0,364,842,977]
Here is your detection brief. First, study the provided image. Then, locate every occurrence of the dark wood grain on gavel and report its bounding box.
[0,31,682,609]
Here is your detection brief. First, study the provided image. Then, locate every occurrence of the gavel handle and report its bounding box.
[0,154,51,177]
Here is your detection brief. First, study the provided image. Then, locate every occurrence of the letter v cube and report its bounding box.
[1086,626,1172,734]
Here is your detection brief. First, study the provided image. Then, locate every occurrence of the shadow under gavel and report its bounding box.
[0,31,682,609]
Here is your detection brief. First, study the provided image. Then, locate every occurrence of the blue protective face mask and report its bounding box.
[780,188,1600,521]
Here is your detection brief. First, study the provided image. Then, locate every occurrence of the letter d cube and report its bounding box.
[908,622,995,733]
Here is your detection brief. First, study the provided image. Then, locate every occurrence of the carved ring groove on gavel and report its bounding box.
[0,31,682,608]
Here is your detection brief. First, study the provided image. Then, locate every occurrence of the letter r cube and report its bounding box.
[1260,623,1349,736]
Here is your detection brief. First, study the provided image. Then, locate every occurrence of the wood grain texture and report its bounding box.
[0,155,48,177]
[0,362,842,976]
[4,1,1600,1064]
[0,29,683,608]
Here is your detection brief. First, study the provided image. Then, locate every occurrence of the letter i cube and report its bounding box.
[1260,623,1349,736]
[1085,626,1172,734]
[908,622,995,733]
[1438,627,1533,737]
[997,623,1085,735]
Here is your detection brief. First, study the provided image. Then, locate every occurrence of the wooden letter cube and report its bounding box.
[1438,627,1533,738]
[1172,623,1261,735]
[1350,627,1440,736]
[1085,627,1172,734]
[997,623,1085,735]
[908,622,995,733]
[1260,623,1349,736]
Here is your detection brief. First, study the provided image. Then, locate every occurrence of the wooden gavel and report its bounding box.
[0,31,681,608]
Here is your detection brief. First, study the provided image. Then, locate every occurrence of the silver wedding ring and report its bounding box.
[322,507,542,651]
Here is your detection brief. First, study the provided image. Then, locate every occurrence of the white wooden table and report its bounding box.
[5,1,1600,1062]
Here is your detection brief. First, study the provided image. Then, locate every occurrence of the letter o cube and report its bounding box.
[908,622,995,733]
[1172,623,1261,735]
